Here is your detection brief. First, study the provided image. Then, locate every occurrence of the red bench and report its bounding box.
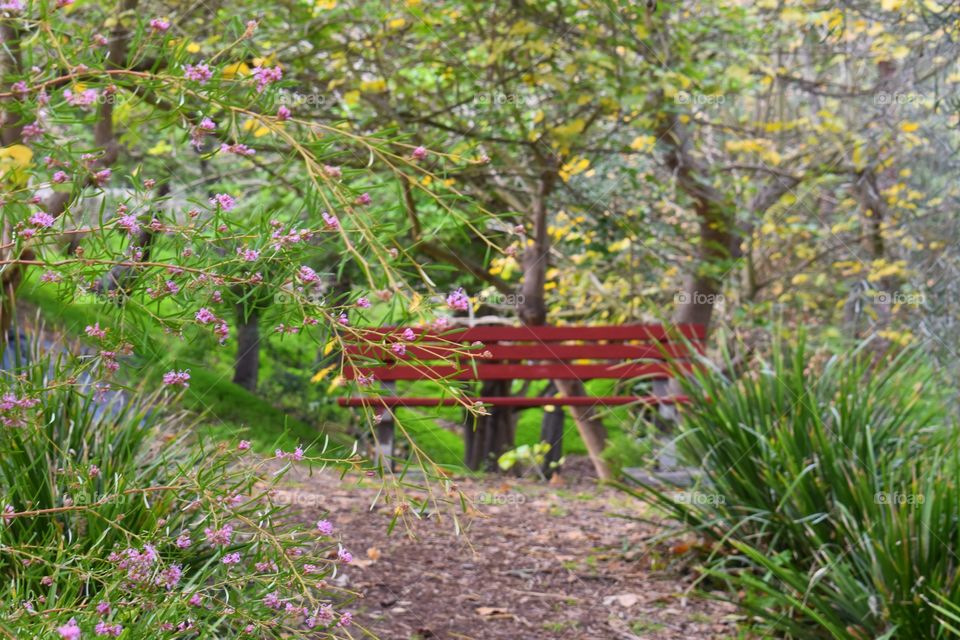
[337,323,705,465]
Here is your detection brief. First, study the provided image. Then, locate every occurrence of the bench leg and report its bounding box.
[653,378,679,471]
[373,381,396,471]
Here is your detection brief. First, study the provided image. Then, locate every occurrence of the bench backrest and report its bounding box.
[342,323,705,382]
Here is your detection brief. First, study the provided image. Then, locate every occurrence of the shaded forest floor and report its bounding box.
[277,458,742,640]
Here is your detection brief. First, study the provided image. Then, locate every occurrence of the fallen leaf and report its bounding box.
[603,593,641,608]
[366,547,381,562]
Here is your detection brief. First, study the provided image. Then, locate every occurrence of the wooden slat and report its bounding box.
[338,395,691,407]
[351,323,705,344]
[344,342,698,361]
[343,362,689,381]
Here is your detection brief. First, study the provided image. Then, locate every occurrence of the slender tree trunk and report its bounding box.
[522,164,611,480]
[539,382,564,478]
[464,379,515,471]
[233,306,260,391]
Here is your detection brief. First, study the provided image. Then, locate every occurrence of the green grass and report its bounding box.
[19,281,348,454]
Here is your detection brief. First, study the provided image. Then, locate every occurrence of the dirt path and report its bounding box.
[279,459,739,640]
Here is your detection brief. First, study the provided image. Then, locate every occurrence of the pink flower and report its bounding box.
[188,593,203,607]
[322,211,339,230]
[316,519,333,535]
[204,524,233,546]
[57,619,81,640]
[263,592,282,610]
[88,465,100,478]
[209,193,236,211]
[338,548,353,564]
[446,288,470,311]
[163,370,191,388]
[95,622,122,637]
[356,297,370,308]
[184,63,212,84]
[251,64,282,93]
[30,212,55,228]
[175,533,192,549]
[238,248,260,261]
[117,214,139,235]
[220,142,256,156]
[277,105,291,121]
[222,552,241,565]
[356,192,371,205]
[64,88,98,107]
[22,121,43,141]
[156,564,182,589]
[96,601,110,616]
[195,308,217,324]
[52,171,68,184]
[93,169,112,186]
[149,18,170,32]
[401,328,416,341]
[338,612,353,627]
[238,440,251,451]
[411,146,428,161]
[93,34,109,46]
[214,322,229,343]
[391,343,406,357]
[85,323,107,339]
[323,165,341,178]
[298,265,320,283]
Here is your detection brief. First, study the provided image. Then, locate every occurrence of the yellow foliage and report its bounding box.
[629,135,656,152]
[222,62,251,78]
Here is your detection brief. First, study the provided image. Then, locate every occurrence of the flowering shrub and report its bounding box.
[0,354,359,638]
[0,0,492,428]
[0,5,489,635]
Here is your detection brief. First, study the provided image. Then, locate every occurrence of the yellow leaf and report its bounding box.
[629,135,656,152]
[343,90,360,106]
[146,141,173,156]
[315,0,337,8]
[186,42,201,54]
[387,17,406,29]
[900,121,919,133]
[222,62,251,79]
[360,78,387,93]
[0,144,33,168]
[311,364,337,383]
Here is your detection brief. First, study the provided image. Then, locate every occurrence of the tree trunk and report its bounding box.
[233,306,260,391]
[518,165,611,480]
[464,379,515,471]
[539,382,564,479]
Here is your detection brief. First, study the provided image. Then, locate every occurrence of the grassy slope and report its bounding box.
[20,283,341,454]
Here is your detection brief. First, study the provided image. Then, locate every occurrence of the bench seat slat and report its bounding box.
[354,323,705,343]
[337,395,691,408]
[343,362,690,381]
[344,342,699,361]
